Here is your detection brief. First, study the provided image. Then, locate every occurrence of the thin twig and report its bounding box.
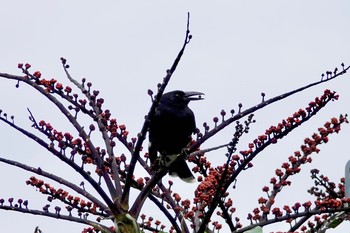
[189,143,229,157]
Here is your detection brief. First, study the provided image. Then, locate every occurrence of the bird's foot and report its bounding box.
[160,154,178,168]
[160,149,190,168]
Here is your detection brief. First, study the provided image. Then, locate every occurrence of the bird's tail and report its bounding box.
[169,158,195,183]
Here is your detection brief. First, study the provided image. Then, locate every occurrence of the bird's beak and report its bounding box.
[184,91,205,101]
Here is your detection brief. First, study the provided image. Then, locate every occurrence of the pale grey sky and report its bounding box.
[1,1,350,232]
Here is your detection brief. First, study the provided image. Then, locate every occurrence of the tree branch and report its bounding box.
[236,206,350,233]
[61,63,123,199]
[0,113,115,213]
[190,64,349,152]
[0,156,110,215]
[198,90,339,232]
[0,204,113,233]
[124,12,192,215]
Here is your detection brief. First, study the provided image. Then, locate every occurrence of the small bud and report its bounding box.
[8,198,14,206]
[238,103,243,112]
[60,57,66,64]
[56,83,63,90]
[55,206,61,213]
[120,154,126,162]
[33,71,41,79]
[220,110,226,117]
[17,199,23,208]
[64,86,72,93]
[43,204,50,212]
[93,90,99,96]
[24,63,31,69]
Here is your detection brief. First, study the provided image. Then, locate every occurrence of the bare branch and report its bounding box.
[0,204,113,233]
[0,156,110,215]
[8,70,118,203]
[190,64,350,152]
[0,112,115,213]
[236,206,350,233]
[61,62,123,198]
[125,12,193,216]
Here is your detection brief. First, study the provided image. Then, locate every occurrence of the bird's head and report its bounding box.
[160,90,204,109]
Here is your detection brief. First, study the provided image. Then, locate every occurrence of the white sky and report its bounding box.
[1,1,350,232]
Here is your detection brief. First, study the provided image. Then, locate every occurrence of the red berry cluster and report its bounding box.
[26,176,101,215]
[82,226,115,233]
[249,114,347,226]
[18,63,74,94]
[35,116,135,181]
[139,214,166,232]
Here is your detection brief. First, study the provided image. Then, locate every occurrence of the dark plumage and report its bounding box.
[148,90,204,182]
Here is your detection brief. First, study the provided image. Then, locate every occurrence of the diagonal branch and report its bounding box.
[236,206,350,233]
[147,193,183,233]
[0,115,115,213]
[0,205,113,233]
[13,71,118,202]
[190,64,349,152]
[61,64,123,198]
[198,91,339,232]
[0,156,110,215]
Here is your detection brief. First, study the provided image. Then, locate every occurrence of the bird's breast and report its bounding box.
[150,107,195,155]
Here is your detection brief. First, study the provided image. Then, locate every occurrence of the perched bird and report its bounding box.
[149,90,204,182]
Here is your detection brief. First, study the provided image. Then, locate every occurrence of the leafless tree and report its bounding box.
[0,13,349,233]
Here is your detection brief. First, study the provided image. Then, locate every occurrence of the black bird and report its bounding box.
[148,90,204,182]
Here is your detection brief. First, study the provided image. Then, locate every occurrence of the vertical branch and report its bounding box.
[122,12,192,210]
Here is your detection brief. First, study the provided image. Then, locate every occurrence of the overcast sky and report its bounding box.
[1,1,350,232]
